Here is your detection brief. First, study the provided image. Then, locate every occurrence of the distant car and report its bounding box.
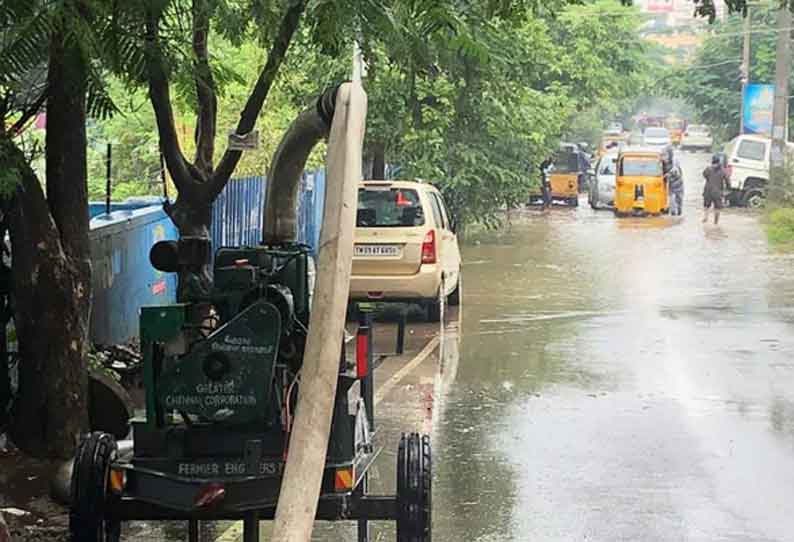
[588,152,618,210]
[606,122,623,134]
[350,180,462,321]
[680,125,713,151]
[642,127,671,149]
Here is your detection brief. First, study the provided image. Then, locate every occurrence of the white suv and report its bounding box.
[723,134,794,208]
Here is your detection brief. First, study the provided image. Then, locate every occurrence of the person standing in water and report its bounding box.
[540,157,554,211]
[666,159,684,216]
[702,154,729,224]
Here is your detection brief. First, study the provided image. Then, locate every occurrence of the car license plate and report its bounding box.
[355,244,401,257]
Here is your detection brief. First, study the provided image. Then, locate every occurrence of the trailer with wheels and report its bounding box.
[68,239,432,542]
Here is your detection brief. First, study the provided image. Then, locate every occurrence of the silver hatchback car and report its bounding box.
[588,152,618,210]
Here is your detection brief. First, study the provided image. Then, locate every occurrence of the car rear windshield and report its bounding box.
[620,158,662,176]
[737,140,766,161]
[357,187,425,227]
[689,125,710,135]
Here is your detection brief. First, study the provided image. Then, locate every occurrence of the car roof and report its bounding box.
[361,179,437,191]
[620,146,663,156]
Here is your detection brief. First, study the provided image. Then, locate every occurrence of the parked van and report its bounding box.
[350,180,462,321]
[723,134,794,208]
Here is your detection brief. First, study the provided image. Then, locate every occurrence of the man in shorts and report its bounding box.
[702,154,729,224]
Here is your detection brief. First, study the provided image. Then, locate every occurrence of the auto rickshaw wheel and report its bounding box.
[568,197,579,208]
[69,432,120,542]
[397,433,432,542]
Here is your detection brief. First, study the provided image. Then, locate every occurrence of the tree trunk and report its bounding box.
[371,142,386,180]
[5,23,91,458]
[163,196,213,301]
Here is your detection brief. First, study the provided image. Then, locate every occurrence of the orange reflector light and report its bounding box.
[334,467,354,492]
[193,483,226,508]
[109,468,126,494]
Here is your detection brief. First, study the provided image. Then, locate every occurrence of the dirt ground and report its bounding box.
[0,442,68,542]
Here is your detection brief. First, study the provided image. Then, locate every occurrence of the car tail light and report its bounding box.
[421,230,436,264]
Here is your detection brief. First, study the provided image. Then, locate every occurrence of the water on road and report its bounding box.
[433,151,794,541]
[114,151,794,542]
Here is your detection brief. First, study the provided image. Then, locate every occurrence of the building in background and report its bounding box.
[639,0,726,64]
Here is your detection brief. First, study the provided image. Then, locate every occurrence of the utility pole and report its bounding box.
[739,7,751,134]
[771,6,791,169]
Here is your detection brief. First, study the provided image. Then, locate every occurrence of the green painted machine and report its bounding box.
[68,236,432,542]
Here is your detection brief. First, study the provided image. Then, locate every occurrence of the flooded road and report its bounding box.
[434,151,794,541]
[117,151,794,542]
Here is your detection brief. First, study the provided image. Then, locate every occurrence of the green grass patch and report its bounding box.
[766,207,794,246]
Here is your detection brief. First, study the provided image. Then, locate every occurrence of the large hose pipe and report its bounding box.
[262,86,339,244]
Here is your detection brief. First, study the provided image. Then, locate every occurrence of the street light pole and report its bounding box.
[771,6,791,168]
[739,7,751,134]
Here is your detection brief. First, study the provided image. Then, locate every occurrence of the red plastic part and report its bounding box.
[356,332,369,378]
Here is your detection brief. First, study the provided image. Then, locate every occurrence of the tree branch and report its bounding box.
[208,0,307,201]
[7,87,47,136]
[192,0,217,176]
[144,4,198,194]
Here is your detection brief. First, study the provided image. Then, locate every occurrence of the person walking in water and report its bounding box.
[666,158,684,216]
[702,154,729,224]
[540,157,554,211]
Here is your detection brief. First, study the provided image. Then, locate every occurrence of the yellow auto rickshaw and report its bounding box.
[614,147,669,217]
[529,145,582,207]
[549,146,582,207]
[665,116,687,146]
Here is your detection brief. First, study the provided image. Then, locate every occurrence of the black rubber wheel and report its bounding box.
[569,197,579,208]
[70,432,120,542]
[743,190,764,209]
[447,276,461,307]
[397,433,431,542]
[425,294,442,322]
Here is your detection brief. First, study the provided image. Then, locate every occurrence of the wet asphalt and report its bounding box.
[433,151,794,541]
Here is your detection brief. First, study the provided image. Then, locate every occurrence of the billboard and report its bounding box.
[742,83,775,136]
